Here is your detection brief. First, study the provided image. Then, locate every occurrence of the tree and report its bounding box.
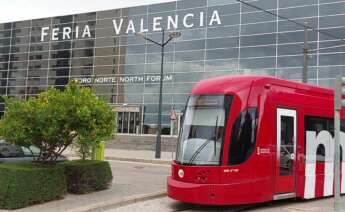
[0,81,116,164]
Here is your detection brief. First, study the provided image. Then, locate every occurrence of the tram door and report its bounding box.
[275,108,297,195]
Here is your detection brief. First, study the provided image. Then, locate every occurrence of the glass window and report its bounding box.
[94,56,118,66]
[51,41,72,50]
[0,38,11,46]
[95,47,119,56]
[206,48,239,60]
[50,59,70,68]
[71,67,93,76]
[123,5,147,16]
[73,39,95,48]
[174,72,204,82]
[0,55,9,63]
[278,17,317,32]
[320,14,345,29]
[74,12,96,22]
[279,0,317,8]
[319,27,345,41]
[177,0,207,10]
[11,36,30,45]
[146,63,173,73]
[96,37,120,47]
[278,43,317,56]
[176,40,205,51]
[72,48,93,57]
[0,30,12,39]
[30,43,49,52]
[10,53,28,62]
[319,53,345,66]
[304,116,345,162]
[241,34,276,46]
[320,2,345,16]
[241,11,275,24]
[205,59,238,72]
[229,108,257,165]
[215,14,239,26]
[207,37,238,49]
[51,50,71,59]
[279,116,294,176]
[316,144,326,162]
[240,45,276,58]
[176,95,232,165]
[278,55,317,68]
[278,31,317,44]
[175,50,204,62]
[208,4,240,16]
[148,2,176,13]
[279,5,318,19]
[53,15,73,24]
[146,42,174,53]
[0,23,12,31]
[240,57,276,69]
[12,28,30,37]
[241,22,276,35]
[97,9,121,19]
[242,0,277,13]
[72,57,93,67]
[207,25,239,38]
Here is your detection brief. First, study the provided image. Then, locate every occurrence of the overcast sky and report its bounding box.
[0,0,175,24]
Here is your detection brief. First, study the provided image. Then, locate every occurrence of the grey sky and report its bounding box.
[0,0,175,24]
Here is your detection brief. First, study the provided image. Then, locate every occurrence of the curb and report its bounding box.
[67,191,167,212]
[104,156,171,165]
[64,154,172,165]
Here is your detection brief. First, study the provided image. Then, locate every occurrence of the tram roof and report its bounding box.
[191,75,333,97]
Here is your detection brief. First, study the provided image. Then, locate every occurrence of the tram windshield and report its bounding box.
[176,95,231,165]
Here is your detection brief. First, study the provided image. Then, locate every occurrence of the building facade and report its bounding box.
[0,0,344,134]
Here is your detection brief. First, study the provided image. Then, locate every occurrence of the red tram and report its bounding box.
[167,75,345,205]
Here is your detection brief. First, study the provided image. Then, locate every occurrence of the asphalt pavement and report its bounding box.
[108,196,345,212]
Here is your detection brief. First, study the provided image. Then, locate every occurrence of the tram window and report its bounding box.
[305,116,345,163]
[228,108,258,165]
[316,144,325,162]
[341,146,343,162]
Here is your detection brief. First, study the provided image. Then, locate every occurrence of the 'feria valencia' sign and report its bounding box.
[40,10,222,42]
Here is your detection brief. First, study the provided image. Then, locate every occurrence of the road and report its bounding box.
[110,193,345,212]
[108,160,170,193]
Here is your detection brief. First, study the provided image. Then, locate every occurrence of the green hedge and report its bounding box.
[63,160,113,194]
[0,162,66,209]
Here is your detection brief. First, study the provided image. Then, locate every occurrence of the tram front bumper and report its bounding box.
[167,176,216,205]
[167,176,271,205]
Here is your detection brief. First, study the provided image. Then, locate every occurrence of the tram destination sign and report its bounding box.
[76,74,173,84]
[40,10,222,41]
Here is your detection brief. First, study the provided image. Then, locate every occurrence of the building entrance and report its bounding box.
[113,105,142,134]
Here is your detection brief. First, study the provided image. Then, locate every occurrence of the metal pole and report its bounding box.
[303,23,309,83]
[155,29,165,159]
[334,76,342,212]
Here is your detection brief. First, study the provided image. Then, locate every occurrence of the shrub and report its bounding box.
[63,160,113,194]
[0,162,66,209]
[0,80,117,164]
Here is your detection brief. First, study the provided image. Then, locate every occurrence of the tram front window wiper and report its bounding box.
[188,116,219,165]
[187,138,211,165]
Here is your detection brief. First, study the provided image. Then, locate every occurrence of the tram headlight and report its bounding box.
[178,169,184,178]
